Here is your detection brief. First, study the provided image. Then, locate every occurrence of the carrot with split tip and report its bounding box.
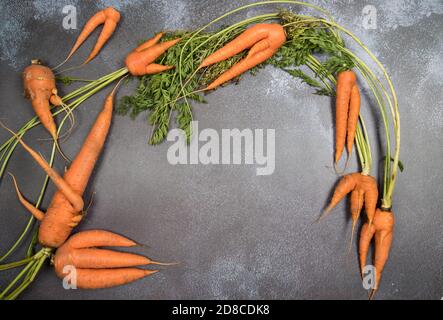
[57,7,120,67]
[200,24,286,90]
[5,80,120,248]
[8,172,45,221]
[359,208,394,297]
[199,24,285,68]
[125,38,181,76]
[335,70,356,163]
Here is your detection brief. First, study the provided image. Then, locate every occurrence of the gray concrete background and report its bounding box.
[0,0,442,300]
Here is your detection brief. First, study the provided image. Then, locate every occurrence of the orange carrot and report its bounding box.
[39,88,116,248]
[144,63,174,74]
[346,85,361,155]
[359,208,394,297]
[23,60,62,141]
[125,38,180,76]
[200,24,285,68]
[318,172,378,225]
[67,229,137,249]
[71,268,158,289]
[6,86,117,248]
[335,70,357,163]
[135,32,164,52]
[53,229,169,289]
[64,7,120,65]
[200,24,286,90]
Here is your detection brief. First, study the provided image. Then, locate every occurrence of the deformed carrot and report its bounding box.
[5,84,118,248]
[335,70,357,163]
[23,60,63,141]
[318,172,378,226]
[61,7,120,66]
[125,37,181,76]
[359,208,394,297]
[53,229,172,289]
[200,23,286,90]
[39,88,116,247]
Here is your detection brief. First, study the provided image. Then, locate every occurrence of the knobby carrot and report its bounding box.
[22,60,62,141]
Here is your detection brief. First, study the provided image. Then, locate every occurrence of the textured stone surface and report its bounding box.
[0,0,442,299]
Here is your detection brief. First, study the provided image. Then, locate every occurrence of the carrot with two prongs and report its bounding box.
[55,7,120,68]
[359,208,394,298]
[199,23,286,90]
[335,70,357,163]
[318,172,378,227]
[54,230,174,289]
[125,36,181,76]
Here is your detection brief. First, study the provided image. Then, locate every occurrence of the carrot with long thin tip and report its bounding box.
[335,70,357,163]
[346,85,361,155]
[8,172,45,221]
[135,32,164,52]
[0,122,84,212]
[317,173,359,222]
[59,248,176,269]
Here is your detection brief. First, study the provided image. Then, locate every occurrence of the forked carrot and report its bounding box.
[53,230,173,289]
[335,70,357,163]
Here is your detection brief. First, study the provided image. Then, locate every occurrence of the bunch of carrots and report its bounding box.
[0,1,401,299]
